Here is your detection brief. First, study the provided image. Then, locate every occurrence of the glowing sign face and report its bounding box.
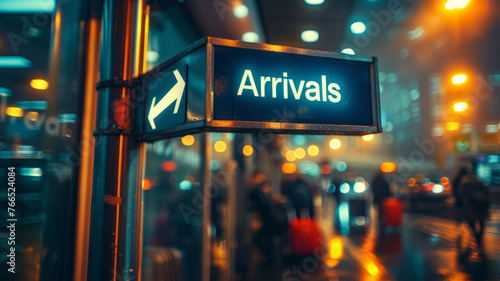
[213,46,377,127]
[141,38,381,140]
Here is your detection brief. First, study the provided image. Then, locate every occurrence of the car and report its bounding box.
[399,174,452,209]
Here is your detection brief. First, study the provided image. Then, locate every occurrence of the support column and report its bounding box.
[87,0,148,280]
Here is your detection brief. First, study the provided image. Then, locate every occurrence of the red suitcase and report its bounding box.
[289,218,323,255]
[383,198,403,227]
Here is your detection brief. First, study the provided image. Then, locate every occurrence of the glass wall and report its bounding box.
[0,1,95,280]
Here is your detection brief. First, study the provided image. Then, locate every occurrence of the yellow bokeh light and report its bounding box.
[30,79,49,90]
[366,263,379,276]
[329,238,343,259]
[285,150,296,161]
[181,135,195,146]
[307,145,319,156]
[6,107,23,117]
[362,134,374,141]
[295,148,305,159]
[446,121,460,131]
[329,138,341,150]
[242,145,253,156]
[454,102,467,112]
[452,74,467,84]
[214,141,227,153]
[282,163,297,174]
[27,111,38,121]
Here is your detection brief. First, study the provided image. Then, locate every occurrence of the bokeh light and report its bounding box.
[380,162,396,173]
[295,148,306,159]
[285,150,297,161]
[242,32,259,42]
[304,0,325,5]
[242,145,253,156]
[142,179,151,190]
[233,4,249,18]
[307,145,319,156]
[445,0,470,10]
[362,134,374,141]
[350,22,366,34]
[454,102,467,112]
[6,107,23,117]
[30,79,49,90]
[282,163,297,174]
[162,161,176,172]
[214,141,227,152]
[446,121,460,131]
[329,138,341,150]
[301,30,319,42]
[181,135,195,146]
[452,74,467,84]
[341,48,355,55]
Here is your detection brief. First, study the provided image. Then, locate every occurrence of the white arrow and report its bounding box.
[148,69,186,130]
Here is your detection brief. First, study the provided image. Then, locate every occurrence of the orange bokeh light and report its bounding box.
[142,179,151,190]
[282,163,297,174]
[380,162,396,173]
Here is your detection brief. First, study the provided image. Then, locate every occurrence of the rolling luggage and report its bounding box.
[289,210,323,255]
[144,247,184,281]
[383,198,403,227]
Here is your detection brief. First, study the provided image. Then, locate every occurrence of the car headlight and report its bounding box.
[432,184,444,193]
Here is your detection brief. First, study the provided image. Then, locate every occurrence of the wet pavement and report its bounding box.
[243,197,500,281]
[347,202,500,281]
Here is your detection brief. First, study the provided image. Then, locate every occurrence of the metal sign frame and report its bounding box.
[141,37,381,142]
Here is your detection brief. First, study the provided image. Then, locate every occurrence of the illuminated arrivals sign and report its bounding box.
[142,37,381,140]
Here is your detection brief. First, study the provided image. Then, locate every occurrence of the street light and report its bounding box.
[452,74,467,84]
[454,102,467,112]
[329,138,341,150]
[445,0,470,10]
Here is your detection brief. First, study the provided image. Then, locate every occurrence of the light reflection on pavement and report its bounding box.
[347,203,500,281]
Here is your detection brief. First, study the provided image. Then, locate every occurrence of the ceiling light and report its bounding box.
[341,48,355,55]
[242,32,259,43]
[0,87,12,97]
[350,22,366,34]
[301,30,319,42]
[0,56,32,68]
[304,0,325,5]
[0,0,55,13]
[30,79,49,90]
[233,4,249,18]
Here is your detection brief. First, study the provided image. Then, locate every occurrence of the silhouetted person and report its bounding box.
[331,176,342,204]
[371,171,390,224]
[460,175,490,254]
[247,180,276,266]
[282,177,315,218]
[453,167,469,224]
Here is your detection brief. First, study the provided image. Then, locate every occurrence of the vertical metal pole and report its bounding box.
[202,133,212,281]
[73,1,103,280]
[87,0,148,280]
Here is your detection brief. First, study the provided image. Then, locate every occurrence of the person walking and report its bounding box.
[453,167,469,225]
[371,171,390,226]
[459,175,490,255]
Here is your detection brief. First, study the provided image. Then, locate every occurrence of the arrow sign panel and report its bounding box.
[145,65,187,132]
